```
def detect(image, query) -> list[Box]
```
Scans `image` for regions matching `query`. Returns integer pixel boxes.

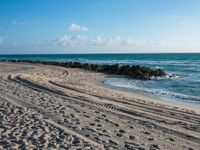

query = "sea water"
[0,53,199,107]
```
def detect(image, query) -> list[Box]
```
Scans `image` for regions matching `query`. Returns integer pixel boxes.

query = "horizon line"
[0,52,200,55]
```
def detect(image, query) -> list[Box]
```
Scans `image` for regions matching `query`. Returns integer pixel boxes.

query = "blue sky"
[0,0,200,54]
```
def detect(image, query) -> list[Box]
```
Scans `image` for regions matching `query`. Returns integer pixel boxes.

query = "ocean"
[0,53,199,107]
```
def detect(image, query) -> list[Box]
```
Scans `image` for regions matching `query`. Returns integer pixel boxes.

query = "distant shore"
[0,62,200,149]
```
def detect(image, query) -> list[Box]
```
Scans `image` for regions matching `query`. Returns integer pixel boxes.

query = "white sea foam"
[104,78,200,103]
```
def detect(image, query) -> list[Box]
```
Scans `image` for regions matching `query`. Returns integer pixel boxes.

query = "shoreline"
[102,82,200,111]
[0,62,200,149]
[64,64,200,114]
[1,60,199,111]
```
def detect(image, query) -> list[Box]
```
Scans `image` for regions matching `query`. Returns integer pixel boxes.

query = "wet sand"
[0,62,200,150]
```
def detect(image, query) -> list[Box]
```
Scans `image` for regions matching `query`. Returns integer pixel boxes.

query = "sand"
[0,62,200,150]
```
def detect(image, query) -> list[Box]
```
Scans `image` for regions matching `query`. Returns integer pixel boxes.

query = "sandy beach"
[0,62,200,150]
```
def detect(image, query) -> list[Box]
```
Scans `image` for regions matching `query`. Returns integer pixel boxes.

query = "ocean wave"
[165,74,181,79]
[104,78,200,103]
[150,74,181,81]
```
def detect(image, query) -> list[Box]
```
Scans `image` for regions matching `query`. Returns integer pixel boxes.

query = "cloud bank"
[43,34,200,52]
[55,34,167,47]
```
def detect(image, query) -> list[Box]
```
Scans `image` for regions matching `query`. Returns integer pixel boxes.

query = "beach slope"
[0,62,200,150]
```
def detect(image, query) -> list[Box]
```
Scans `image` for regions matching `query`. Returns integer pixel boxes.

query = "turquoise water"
[0,53,200,107]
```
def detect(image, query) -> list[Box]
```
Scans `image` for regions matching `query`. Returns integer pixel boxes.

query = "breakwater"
[1,60,166,80]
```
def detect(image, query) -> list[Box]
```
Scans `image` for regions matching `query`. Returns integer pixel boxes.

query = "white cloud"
[0,36,5,45]
[57,35,88,46]
[56,35,153,47]
[91,36,106,45]
[12,20,27,26]
[68,23,89,32]
[39,34,200,52]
